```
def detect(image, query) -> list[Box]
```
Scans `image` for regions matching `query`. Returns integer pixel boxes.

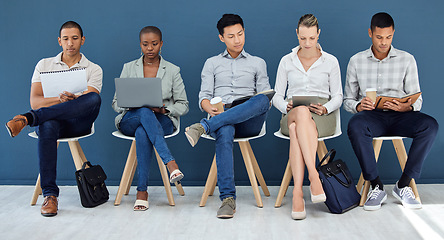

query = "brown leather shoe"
[5,115,28,137]
[41,196,58,217]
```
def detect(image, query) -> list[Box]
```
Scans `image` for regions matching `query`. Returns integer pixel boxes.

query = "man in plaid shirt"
[344,12,438,211]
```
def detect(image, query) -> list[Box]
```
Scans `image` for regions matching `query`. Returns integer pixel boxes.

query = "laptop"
[115,78,163,108]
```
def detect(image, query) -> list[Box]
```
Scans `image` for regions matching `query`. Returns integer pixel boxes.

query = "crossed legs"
[287,106,323,212]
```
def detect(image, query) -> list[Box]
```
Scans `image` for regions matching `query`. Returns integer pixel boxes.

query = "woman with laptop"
[272,14,343,220]
[112,26,189,211]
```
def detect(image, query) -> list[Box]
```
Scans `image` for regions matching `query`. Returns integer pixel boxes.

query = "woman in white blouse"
[272,14,343,220]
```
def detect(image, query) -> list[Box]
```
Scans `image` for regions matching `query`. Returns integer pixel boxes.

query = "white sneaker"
[392,182,422,209]
[364,185,387,211]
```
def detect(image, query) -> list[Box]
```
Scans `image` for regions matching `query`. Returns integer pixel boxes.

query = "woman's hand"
[309,103,327,116]
[150,105,169,114]
[286,101,293,113]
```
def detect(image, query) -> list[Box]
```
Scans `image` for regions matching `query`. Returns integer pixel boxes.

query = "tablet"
[291,95,321,107]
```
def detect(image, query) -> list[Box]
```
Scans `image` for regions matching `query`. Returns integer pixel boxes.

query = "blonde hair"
[297,14,319,30]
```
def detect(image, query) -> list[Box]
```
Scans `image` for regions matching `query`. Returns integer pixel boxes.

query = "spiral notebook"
[40,68,87,98]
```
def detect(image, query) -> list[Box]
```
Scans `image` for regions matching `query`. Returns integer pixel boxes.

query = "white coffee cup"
[210,97,224,112]
[366,88,377,103]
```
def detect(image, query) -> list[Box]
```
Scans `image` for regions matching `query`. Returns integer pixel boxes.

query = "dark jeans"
[200,94,270,200]
[347,110,438,181]
[119,108,174,192]
[33,92,101,197]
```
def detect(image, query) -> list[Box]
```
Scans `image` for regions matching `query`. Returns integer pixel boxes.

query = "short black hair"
[59,21,83,37]
[139,26,162,41]
[370,12,395,31]
[217,14,244,35]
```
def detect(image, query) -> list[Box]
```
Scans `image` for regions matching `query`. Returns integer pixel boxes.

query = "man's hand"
[357,96,375,112]
[207,107,223,117]
[59,91,77,103]
[383,98,413,112]
[309,103,328,116]
[201,99,223,117]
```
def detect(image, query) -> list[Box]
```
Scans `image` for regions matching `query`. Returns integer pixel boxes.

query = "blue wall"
[1,0,443,186]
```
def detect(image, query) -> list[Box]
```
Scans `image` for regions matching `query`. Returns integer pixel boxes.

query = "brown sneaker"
[5,115,28,137]
[41,196,58,217]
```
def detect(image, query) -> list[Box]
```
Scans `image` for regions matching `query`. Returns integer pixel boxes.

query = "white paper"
[40,68,87,98]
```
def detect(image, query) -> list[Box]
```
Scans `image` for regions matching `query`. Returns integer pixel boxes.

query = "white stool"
[199,123,270,208]
[356,136,421,206]
[273,110,342,207]
[29,124,95,205]
[113,120,184,206]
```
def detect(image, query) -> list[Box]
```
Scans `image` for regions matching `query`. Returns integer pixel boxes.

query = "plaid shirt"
[343,46,422,113]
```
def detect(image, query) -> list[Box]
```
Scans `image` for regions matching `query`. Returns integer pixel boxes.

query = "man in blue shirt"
[185,14,271,218]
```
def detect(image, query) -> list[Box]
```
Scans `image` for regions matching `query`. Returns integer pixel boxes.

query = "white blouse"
[273,45,343,114]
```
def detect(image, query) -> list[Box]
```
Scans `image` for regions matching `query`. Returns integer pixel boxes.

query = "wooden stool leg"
[356,173,365,193]
[359,139,383,206]
[239,141,263,208]
[246,141,270,196]
[174,182,185,196]
[155,149,175,206]
[208,154,217,196]
[200,156,217,207]
[392,139,421,202]
[115,141,137,206]
[67,141,88,170]
[31,174,42,205]
[275,160,292,208]
[316,141,328,162]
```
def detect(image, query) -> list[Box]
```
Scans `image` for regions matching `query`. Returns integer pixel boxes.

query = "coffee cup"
[366,88,377,103]
[210,97,224,112]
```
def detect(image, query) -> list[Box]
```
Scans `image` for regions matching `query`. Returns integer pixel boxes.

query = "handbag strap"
[82,161,93,170]
[317,149,336,168]
[331,163,353,188]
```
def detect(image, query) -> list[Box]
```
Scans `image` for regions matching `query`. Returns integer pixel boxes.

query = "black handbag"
[75,161,109,208]
[317,149,361,214]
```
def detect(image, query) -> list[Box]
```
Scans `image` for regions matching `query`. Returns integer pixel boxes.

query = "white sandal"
[133,199,149,211]
[170,169,184,183]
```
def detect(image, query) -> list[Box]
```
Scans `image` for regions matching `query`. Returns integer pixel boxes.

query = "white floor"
[1,185,444,240]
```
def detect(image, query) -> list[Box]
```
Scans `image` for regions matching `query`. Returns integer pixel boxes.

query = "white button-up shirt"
[343,46,422,113]
[273,45,343,114]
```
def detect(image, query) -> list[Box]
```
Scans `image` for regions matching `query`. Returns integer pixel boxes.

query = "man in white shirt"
[344,12,438,211]
[5,21,102,217]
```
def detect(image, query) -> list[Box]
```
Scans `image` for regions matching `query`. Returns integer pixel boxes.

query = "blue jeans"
[200,94,270,200]
[33,92,101,197]
[347,110,438,181]
[119,108,174,192]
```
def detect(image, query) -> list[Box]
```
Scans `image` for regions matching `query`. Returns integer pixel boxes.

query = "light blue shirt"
[198,49,271,111]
